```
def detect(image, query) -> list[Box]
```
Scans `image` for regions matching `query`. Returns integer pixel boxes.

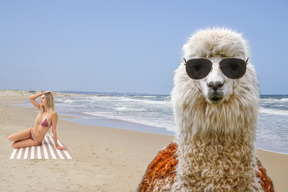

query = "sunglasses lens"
[186,59,212,79]
[220,58,246,79]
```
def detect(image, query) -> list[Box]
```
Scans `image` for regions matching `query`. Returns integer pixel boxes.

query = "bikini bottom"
[29,131,42,146]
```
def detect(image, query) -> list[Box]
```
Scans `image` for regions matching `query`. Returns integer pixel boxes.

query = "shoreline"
[17,90,288,154]
[1,90,288,191]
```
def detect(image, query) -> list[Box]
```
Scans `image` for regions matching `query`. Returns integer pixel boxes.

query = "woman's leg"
[8,128,31,142]
[11,138,39,149]
[8,128,40,148]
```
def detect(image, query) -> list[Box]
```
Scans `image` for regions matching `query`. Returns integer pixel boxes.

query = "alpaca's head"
[172,28,259,138]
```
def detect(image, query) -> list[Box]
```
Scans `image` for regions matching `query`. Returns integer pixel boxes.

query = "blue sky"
[0,0,287,95]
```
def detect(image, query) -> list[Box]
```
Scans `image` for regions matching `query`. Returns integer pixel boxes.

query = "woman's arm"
[29,91,55,110]
[29,92,42,109]
[51,112,66,150]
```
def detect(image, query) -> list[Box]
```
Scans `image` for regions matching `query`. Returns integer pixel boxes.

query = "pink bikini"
[29,118,50,145]
[29,131,42,146]
[40,118,50,128]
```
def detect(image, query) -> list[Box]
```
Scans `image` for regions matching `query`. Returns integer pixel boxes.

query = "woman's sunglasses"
[184,58,248,79]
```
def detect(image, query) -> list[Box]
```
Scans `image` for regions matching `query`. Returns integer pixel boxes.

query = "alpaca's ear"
[246,58,249,63]
[183,58,187,64]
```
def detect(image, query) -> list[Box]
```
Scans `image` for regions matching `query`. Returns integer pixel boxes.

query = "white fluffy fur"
[171,28,263,191]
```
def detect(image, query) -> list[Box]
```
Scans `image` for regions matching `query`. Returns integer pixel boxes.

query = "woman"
[8,91,66,150]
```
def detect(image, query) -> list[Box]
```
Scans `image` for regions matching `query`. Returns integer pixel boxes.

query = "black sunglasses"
[184,58,248,79]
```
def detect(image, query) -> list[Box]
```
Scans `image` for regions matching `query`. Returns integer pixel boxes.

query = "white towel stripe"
[31,146,35,159]
[37,145,41,159]
[47,134,64,159]
[42,140,49,159]
[63,149,72,159]
[57,138,72,159]
[10,149,17,159]
[45,135,57,159]
[24,147,29,159]
[17,148,23,159]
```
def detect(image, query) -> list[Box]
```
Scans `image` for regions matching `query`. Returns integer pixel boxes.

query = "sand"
[0,90,287,192]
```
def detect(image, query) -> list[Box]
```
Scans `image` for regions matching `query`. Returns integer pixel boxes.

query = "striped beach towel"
[10,133,73,160]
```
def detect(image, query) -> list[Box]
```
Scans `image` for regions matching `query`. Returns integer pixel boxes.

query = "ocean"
[22,92,288,154]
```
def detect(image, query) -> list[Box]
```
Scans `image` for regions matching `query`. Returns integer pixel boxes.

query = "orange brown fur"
[138,142,177,191]
[138,142,274,192]
[256,158,274,192]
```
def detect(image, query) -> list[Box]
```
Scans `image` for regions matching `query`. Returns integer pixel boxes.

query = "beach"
[1,90,288,192]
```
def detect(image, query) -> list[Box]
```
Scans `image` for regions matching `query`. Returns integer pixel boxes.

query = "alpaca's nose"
[207,80,224,90]
[206,63,224,91]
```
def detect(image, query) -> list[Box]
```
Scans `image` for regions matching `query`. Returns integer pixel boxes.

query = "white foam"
[261,97,288,105]
[115,107,145,112]
[63,99,74,104]
[280,98,288,102]
[83,111,176,132]
[259,107,288,116]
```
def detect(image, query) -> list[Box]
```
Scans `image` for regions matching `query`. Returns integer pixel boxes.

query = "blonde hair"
[36,92,55,123]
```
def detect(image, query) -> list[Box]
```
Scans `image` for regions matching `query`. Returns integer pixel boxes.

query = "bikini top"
[40,118,50,128]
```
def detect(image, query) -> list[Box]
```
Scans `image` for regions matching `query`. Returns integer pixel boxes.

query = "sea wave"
[83,111,176,132]
[19,92,288,153]
[115,107,146,112]
[259,107,288,116]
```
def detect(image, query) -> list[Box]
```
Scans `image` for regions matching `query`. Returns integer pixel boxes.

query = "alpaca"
[138,28,274,192]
